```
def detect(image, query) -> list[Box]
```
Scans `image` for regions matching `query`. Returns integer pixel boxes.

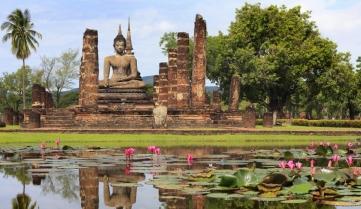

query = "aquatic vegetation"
[1,141,361,207]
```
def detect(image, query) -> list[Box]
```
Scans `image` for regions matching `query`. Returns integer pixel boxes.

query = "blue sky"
[1,0,361,85]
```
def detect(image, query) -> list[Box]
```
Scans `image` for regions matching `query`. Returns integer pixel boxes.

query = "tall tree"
[1,9,42,110]
[53,49,79,106]
[211,3,340,121]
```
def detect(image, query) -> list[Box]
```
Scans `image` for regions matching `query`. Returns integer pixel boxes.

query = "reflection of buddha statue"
[103,176,137,209]
[99,22,145,89]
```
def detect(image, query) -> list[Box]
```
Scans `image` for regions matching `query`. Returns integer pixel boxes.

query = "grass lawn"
[255,125,361,131]
[0,132,359,148]
[2,125,361,131]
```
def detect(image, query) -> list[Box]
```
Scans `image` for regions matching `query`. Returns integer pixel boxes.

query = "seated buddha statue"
[99,25,145,89]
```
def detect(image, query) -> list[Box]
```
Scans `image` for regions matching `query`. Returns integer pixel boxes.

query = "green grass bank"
[0,132,359,148]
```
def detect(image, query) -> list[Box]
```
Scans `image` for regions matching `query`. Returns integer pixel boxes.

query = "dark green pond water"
[0,146,359,209]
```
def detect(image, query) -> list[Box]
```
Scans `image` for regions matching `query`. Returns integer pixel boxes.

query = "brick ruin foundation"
[21,14,256,129]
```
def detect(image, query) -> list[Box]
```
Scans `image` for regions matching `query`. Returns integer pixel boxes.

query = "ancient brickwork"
[22,109,41,128]
[3,107,14,125]
[242,107,256,128]
[158,62,169,106]
[32,84,54,108]
[211,90,221,111]
[167,49,178,108]
[79,167,99,209]
[45,92,54,108]
[263,112,273,128]
[79,29,99,107]
[176,32,191,109]
[32,84,44,108]
[228,74,241,112]
[153,75,159,103]
[191,14,207,108]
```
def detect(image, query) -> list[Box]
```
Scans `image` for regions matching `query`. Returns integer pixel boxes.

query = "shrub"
[291,119,361,128]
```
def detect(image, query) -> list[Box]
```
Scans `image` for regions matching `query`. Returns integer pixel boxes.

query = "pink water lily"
[347,142,353,149]
[295,162,302,170]
[287,160,295,170]
[326,142,331,147]
[154,147,161,155]
[346,155,353,167]
[310,167,316,176]
[352,167,361,176]
[40,142,47,149]
[187,154,193,165]
[310,159,315,168]
[278,161,287,169]
[331,154,340,163]
[147,146,156,153]
[333,144,339,150]
[327,160,333,168]
[124,148,135,159]
[55,138,61,148]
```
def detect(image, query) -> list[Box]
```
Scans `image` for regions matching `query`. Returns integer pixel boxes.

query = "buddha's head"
[113,34,126,55]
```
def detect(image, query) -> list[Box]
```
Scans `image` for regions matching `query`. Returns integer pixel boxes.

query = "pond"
[0,144,360,209]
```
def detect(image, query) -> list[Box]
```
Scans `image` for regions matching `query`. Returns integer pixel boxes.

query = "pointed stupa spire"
[126,17,133,54]
[118,24,123,36]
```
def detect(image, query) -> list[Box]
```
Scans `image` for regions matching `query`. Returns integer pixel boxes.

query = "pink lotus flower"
[295,162,302,170]
[333,144,339,150]
[310,167,316,176]
[346,155,353,167]
[326,142,331,147]
[278,161,287,169]
[154,147,161,155]
[352,167,361,176]
[147,146,156,153]
[327,160,333,168]
[310,159,315,168]
[124,148,135,159]
[287,160,295,170]
[319,142,324,146]
[55,138,61,148]
[347,142,353,149]
[331,154,340,163]
[40,142,46,149]
[187,154,193,165]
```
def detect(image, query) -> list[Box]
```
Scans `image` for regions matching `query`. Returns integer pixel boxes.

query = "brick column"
[211,90,221,111]
[191,14,207,108]
[45,92,54,108]
[228,74,240,112]
[153,75,159,103]
[32,84,43,108]
[176,32,191,109]
[167,49,178,108]
[79,167,99,209]
[158,62,169,106]
[79,29,99,107]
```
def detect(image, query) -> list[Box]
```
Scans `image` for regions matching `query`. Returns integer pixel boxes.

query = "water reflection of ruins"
[79,166,144,209]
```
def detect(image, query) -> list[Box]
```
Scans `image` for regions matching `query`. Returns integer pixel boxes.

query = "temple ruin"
[21,14,255,129]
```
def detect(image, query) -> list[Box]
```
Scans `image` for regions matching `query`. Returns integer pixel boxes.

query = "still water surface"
[0,147,357,209]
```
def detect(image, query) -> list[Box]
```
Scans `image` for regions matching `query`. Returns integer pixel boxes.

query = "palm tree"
[1,9,42,109]
[12,194,38,209]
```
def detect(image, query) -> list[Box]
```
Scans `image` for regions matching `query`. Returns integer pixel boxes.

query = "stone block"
[263,112,273,128]
[242,107,256,128]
